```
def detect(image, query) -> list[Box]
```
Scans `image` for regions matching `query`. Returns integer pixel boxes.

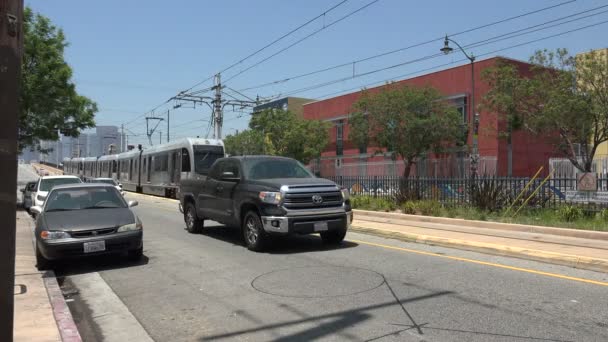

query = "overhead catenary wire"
[237,0,581,92]
[277,14,608,98]
[177,0,350,95]
[223,0,382,83]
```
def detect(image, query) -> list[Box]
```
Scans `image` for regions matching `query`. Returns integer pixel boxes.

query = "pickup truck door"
[214,160,241,223]
[198,160,224,220]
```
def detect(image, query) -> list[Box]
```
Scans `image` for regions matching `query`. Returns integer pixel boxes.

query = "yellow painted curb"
[351,225,608,273]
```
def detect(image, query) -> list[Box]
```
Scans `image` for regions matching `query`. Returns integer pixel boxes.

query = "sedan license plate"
[314,222,328,232]
[83,241,106,253]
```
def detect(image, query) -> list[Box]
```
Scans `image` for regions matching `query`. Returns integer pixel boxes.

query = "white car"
[32,175,82,208]
[87,178,124,196]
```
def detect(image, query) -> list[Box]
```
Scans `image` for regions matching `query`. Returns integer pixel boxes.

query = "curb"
[353,209,608,241]
[350,225,608,273]
[43,271,82,342]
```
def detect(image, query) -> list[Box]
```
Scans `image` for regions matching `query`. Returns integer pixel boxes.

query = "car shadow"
[52,253,150,277]
[199,224,358,254]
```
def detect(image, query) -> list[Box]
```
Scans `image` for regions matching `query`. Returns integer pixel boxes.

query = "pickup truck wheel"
[185,203,204,234]
[243,211,268,252]
[320,227,347,245]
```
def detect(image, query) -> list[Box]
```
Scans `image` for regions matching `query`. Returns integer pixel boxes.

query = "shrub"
[416,200,442,216]
[351,196,396,212]
[599,209,608,221]
[393,179,422,203]
[402,201,417,215]
[470,178,508,212]
[557,205,584,222]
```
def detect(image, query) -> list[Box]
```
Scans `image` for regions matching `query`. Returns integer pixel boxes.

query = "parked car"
[20,181,37,210]
[30,183,143,270]
[179,156,352,251]
[88,177,125,196]
[32,175,82,209]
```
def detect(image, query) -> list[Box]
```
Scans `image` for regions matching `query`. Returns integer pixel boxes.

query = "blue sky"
[27,0,608,147]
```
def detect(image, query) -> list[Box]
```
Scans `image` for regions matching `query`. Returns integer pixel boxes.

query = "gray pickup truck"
[178,156,352,251]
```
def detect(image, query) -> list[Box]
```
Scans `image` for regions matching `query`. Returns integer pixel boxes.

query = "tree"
[244,108,330,164]
[20,7,97,151]
[483,49,608,173]
[482,61,526,176]
[224,130,265,156]
[350,85,463,178]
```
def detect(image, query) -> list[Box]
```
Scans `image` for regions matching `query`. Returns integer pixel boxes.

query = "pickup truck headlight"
[341,188,350,201]
[117,220,143,232]
[37,194,46,202]
[259,191,282,205]
[40,231,70,240]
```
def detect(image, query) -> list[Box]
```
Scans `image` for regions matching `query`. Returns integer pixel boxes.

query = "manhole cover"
[252,266,385,298]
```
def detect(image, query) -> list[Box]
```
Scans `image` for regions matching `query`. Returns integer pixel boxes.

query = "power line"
[178,0,350,95]
[277,13,608,98]
[238,0,579,92]
[123,98,172,129]
[313,19,608,100]
[224,0,381,83]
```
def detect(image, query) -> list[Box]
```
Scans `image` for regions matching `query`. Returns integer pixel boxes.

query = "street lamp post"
[440,35,479,180]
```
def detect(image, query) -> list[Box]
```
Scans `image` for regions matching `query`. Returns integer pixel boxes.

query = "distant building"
[253,97,315,117]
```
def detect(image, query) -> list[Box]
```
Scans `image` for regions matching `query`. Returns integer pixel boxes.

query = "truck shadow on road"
[52,254,149,277]
[200,224,359,254]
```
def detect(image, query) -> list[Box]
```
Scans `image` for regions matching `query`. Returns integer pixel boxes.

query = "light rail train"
[63,138,224,198]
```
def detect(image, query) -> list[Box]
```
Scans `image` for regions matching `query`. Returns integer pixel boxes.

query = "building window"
[453,96,467,123]
[336,120,344,156]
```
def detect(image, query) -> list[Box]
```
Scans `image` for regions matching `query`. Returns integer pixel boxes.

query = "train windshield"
[193,145,224,175]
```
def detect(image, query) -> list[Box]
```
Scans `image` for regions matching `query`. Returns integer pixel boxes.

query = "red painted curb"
[43,271,82,342]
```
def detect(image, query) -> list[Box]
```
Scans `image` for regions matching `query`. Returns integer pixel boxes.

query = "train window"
[112,161,117,173]
[147,157,152,182]
[181,148,191,172]
[193,145,224,175]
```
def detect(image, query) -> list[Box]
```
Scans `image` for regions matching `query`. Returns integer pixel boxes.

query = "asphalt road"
[17,165,608,341]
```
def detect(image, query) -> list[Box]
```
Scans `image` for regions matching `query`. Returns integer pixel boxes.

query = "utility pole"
[145,117,163,145]
[212,73,222,139]
[166,110,170,142]
[159,131,162,144]
[121,124,124,152]
[0,1,23,341]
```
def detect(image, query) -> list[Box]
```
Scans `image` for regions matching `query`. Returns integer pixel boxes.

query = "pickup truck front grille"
[283,191,343,209]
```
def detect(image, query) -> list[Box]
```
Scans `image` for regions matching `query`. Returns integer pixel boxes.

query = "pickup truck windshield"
[245,159,313,180]
[194,145,224,175]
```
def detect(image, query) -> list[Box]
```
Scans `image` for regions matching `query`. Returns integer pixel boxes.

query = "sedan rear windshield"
[244,159,313,180]
[92,179,117,185]
[45,187,126,211]
[39,178,81,192]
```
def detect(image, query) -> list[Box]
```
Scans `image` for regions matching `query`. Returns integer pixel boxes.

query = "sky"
[27,0,608,147]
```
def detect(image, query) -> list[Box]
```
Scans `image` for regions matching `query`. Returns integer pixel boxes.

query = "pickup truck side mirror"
[221,171,240,182]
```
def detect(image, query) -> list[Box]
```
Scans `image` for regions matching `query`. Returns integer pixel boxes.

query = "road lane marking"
[350,239,608,287]
[125,192,608,287]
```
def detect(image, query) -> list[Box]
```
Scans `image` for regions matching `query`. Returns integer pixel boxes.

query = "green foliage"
[224,130,265,156]
[483,49,608,172]
[415,200,442,216]
[469,178,508,212]
[401,201,417,215]
[20,7,97,151]
[350,85,463,177]
[351,196,397,212]
[241,109,330,164]
[600,209,608,221]
[556,205,584,222]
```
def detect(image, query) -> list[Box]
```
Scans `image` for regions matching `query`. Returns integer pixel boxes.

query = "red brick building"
[302,57,560,178]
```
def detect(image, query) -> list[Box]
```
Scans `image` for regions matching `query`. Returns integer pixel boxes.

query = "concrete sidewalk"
[13,211,80,342]
[352,209,608,273]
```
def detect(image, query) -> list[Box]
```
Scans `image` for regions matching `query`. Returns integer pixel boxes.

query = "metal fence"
[311,155,498,178]
[326,175,608,209]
